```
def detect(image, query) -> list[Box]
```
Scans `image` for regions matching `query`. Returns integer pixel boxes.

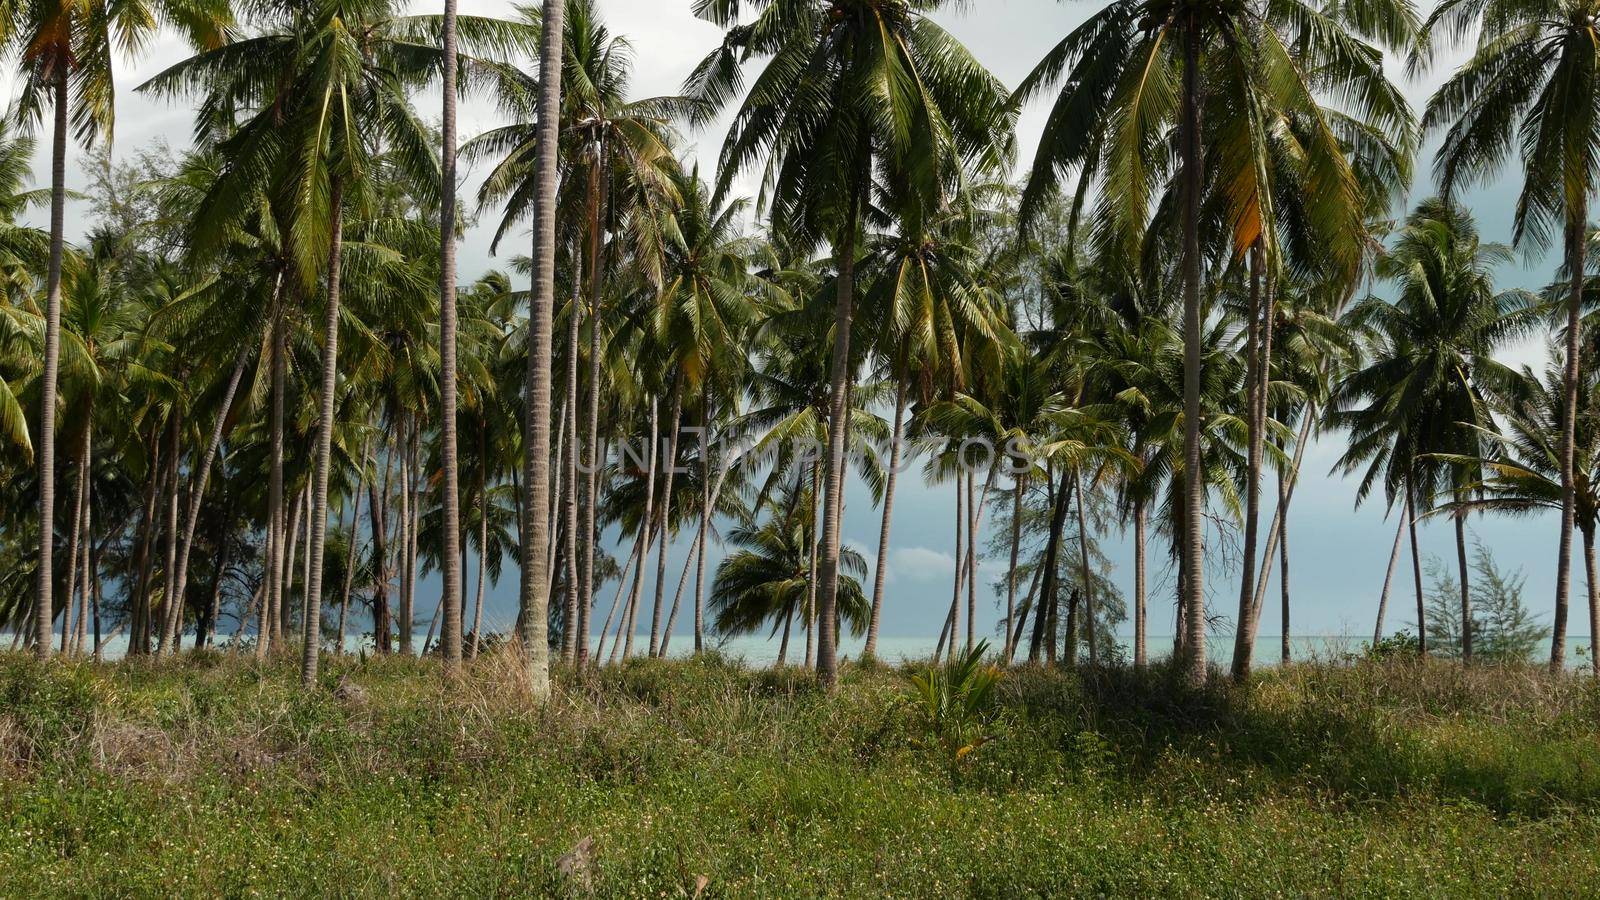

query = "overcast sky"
[5,1,1578,654]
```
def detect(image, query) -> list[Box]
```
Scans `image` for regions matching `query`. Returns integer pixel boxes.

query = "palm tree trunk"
[1277,467,1290,664]
[558,265,583,664]
[1408,478,1427,657]
[804,458,823,669]
[89,542,103,662]
[1373,507,1408,645]
[304,176,348,679]
[1178,18,1208,685]
[280,488,304,649]
[300,176,348,685]
[73,472,93,656]
[649,382,684,657]
[1454,504,1472,664]
[60,425,89,656]
[1555,210,1586,673]
[865,380,907,658]
[1232,244,1266,681]
[397,419,414,654]
[1074,467,1098,667]
[965,470,978,654]
[1583,523,1598,677]
[517,0,566,698]
[1003,475,1023,663]
[203,488,235,649]
[436,0,466,675]
[157,411,184,654]
[619,398,660,662]
[777,608,792,666]
[595,536,640,663]
[548,398,568,581]
[261,313,288,660]
[174,283,275,655]
[694,385,712,653]
[815,163,865,688]
[370,443,393,653]
[1133,493,1148,668]
[471,474,489,659]
[1251,406,1317,617]
[936,476,963,662]
[579,163,607,668]
[128,429,162,655]
[1031,469,1072,664]
[33,63,68,661]
[1007,557,1044,666]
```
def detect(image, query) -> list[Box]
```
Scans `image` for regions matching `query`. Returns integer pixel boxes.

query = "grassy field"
[1,651,1598,897]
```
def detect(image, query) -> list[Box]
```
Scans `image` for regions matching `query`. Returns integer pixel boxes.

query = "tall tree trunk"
[128,429,161,656]
[157,412,183,654]
[694,385,711,653]
[1554,210,1586,673]
[261,313,288,660]
[437,0,465,672]
[1408,478,1427,656]
[1454,504,1472,664]
[594,536,639,663]
[60,424,89,656]
[1003,475,1023,663]
[1277,467,1291,664]
[280,489,305,648]
[1583,523,1598,677]
[1232,244,1266,681]
[1178,19,1208,685]
[649,382,684,657]
[1251,406,1317,618]
[560,269,583,664]
[471,472,489,659]
[804,459,822,669]
[90,541,103,662]
[370,444,393,654]
[579,161,607,668]
[517,0,566,697]
[300,180,346,685]
[1373,507,1408,644]
[936,476,963,662]
[1006,556,1044,665]
[1030,469,1072,664]
[965,470,977,654]
[619,399,659,662]
[1133,493,1148,668]
[1074,467,1098,667]
[865,380,907,658]
[815,167,864,688]
[204,487,236,650]
[337,445,368,655]
[397,419,415,654]
[33,64,68,660]
[73,466,93,656]
[777,608,792,666]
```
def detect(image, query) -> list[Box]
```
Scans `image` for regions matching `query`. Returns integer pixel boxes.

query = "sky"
[4,0,1580,649]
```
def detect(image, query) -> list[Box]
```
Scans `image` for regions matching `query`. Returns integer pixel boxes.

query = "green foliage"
[1,654,1600,895]
[1366,629,1422,659]
[1422,542,1552,662]
[906,640,1006,774]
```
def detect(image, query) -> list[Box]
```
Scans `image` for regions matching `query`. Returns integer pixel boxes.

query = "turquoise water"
[18,632,1595,669]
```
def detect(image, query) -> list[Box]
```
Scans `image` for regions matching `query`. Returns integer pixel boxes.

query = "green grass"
[1,651,1598,897]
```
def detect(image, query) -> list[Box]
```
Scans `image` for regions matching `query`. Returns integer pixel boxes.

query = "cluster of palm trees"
[0,0,1596,690]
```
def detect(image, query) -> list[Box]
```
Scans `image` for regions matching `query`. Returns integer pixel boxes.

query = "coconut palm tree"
[1418,0,1600,671]
[1436,353,1600,676]
[3,0,231,658]
[1016,0,1415,683]
[1331,198,1538,662]
[688,0,1013,686]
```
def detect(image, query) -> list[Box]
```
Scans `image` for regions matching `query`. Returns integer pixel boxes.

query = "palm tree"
[1437,354,1600,676]
[688,0,1013,686]
[1419,0,1600,671]
[1331,198,1537,663]
[3,0,231,658]
[142,0,469,680]
[709,481,869,662]
[1016,0,1414,684]
[519,0,565,696]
